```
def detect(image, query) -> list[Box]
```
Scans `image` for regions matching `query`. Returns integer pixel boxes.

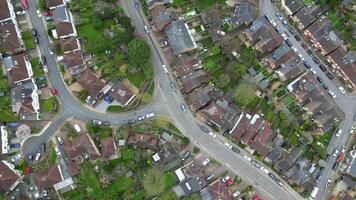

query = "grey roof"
[294,4,325,29]
[266,135,284,163]
[53,5,69,22]
[161,132,173,142]
[283,0,305,15]
[200,187,213,200]
[342,176,356,187]
[230,0,257,27]
[348,157,356,178]
[165,20,197,55]
[285,156,311,186]
[269,43,291,61]
[146,0,172,8]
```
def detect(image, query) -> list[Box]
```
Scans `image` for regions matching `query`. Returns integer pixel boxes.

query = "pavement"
[21,1,356,200]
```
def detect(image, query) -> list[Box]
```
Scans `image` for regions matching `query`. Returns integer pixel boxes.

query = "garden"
[21,30,35,49]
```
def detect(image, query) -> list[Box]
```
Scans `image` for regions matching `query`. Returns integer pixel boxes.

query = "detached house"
[165,20,198,55]
[229,0,257,30]
[100,137,119,160]
[127,132,159,151]
[75,68,106,105]
[0,160,21,192]
[281,0,305,16]
[3,54,33,85]
[62,134,101,161]
[107,81,136,107]
[52,5,76,39]
[59,37,81,54]
[34,165,64,190]
[151,5,172,32]
[285,156,311,187]
[63,51,84,71]
[204,179,232,200]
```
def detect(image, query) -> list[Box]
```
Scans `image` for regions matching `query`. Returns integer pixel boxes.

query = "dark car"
[231,147,240,154]
[312,56,320,64]
[170,82,177,92]
[285,39,292,47]
[322,83,329,90]
[36,76,46,82]
[200,126,209,133]
[41,56,47,64]
[303,61,311,68]
[301,43,308,49]
[306,49,313,56]
[182,151,191,161]
[38,83,47,89]
[332,162,339,170]
[268,173,277,181]
[31,28,38,37]
[28,154,34,161]
[34,37,39,44]
[287,26,295,34]
[207,121,215,128]
[316,76,323,83]
[326,72,334,80]
[294,34,301,41]
[40,143,46,152]
[222,129,230,136]
[128,119,136,124]
[104,95,113,103]
[319,64,327,72]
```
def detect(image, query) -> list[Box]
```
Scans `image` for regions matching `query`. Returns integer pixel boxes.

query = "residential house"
[173,179,202,197]
[151,5,172,32]
[63,51,83,70]
[0,22,23,54]
[314,106,341,132]
[179,70,209,94]
[229,0,257,30]
[183,161,207,189]
[34,165,64,190]
[107,81,136,107]
[0,160,21,192]
[281,0,305,15]
[285,156,311,187]
[275,57,305,81]
[304,18,343,56]
[0,0,15,23]
[187,85,213,111]
[200,8,222,42]
[45,0,64,9]
[326,47,356,90]
[265,134,285,164]
[172,55,202,77]
[10,80,40,120]
[100,137,119,160]
[75,68,106,105]
[288,72,318,102]
[165,20,198,55]
[274,147,301,175]
[264,43,298,69]
[146,0,172,10]
[54,21,76,39]
[206,179,232,200]
[59,37,81,54]
[293,4,325,30]
[127,132,158,151]
[62,134,101,161]
[200,99,241,131]
[3,54,32,85]
[0,126,9,156]
[250,122,277,157]
[240,115,263,145]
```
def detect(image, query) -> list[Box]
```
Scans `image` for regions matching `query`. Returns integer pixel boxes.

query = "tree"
[93,18,104,29]
[127,39,151,68]
[38,0,48,11]
[234,82,257,106]
[233,63,247,76]
[203,58,216,71]
[143,64,153,80]
[143,168,165,196]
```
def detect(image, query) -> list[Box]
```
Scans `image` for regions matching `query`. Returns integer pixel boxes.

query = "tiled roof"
[0,161,20,191]
[283,0,305,15]
[0,0,11,21]
[127,132,158,150]
[108,81,135,106]
[55,21,74,38]
[75,68,105,99]
[60,37,80,53]
[207,180,232,200]
[151,5,172,32]
[0,22,21,53]
[100,137,117,158]
[165,20,197,55]
[63,51,83,68]
[34,165,63,190]
[45,0,64,8]
[4,54,30,84]
[72,134,100,160]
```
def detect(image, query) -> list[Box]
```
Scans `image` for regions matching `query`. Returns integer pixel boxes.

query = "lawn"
[30,58,43,77]
[0,70,7,91]
[128,72,145,88]
[49,146,57,165]
[281,94,294,106]
[164,172,176,189]
[22,30,35,49]
[41,97,58,113]
[0,96,18,122]
[76,162,102,198]
[201,37,213,47]
[86,123,113,139]
[106,105,124,112]
[77,23,102,42]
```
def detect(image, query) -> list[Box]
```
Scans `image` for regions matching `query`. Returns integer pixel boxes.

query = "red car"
[301,43,308,49]
[24,167,31,175]
[225,178,233,186]
[50,88,58,95]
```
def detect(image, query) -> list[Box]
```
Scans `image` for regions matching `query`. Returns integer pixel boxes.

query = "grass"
[281,94,294,105]
[77,23,102,42]
[201,37,213,47]
[40,97,58,113]
[22,30,35,49]
[30,58,43,77]
[164,172,176,189]
[128,72,145,88]
[106,105,124,112]
[49,146,57,165]
[86,123,113,139]
[0,70,7,91]
[0,96,18,122]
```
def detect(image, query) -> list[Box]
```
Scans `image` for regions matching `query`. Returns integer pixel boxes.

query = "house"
[0,0,15,23]
[183,161,207,189]
[250,122,277,157]
[3,54,32,84]
[100,137,119,160]
[275,57,305,81]
[54,21,76,39]
[304,18,343,56]
[281,0,305,15]
[265,134,284,164]
[0,126,9,156]
[200,8,222,42]
[293,4,326,30]
[146,0,172,10]
[10,80,40,120]
[200,100,241,131]
[63,51,83,70]
[314,106,341,132]
[206,179,232,200]
[264,43,298,69]
[285,156,311,186]
[179,70,209,94]
[45,0,64,9]
[172,55,202,77]
[0,160,21,192]
[229,0,257,30]
[0,22,23,54]
[107,81,136,107]
[188,85,213,110]
[75,69,106,104]
[274,147,301,175]
[288,72,318,102]
[127,132,158,151]
[165,20,198,55]
[59,37,81,54]
[150,6,172,32]
[241,114,263,145]
[62,134,101,161]
[173,179,202,197]
[326,47,356,90]
[34,165,64,190]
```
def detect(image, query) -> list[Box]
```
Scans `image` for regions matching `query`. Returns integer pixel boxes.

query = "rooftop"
[165,20,197,55]
[0,22,22,53]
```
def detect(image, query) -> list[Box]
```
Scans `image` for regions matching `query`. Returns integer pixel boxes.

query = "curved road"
[21,1,355,200]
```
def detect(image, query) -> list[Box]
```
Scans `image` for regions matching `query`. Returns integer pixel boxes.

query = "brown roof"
[66,162,79,177]
[109,81,135,106]
[241,116,263,145]
[327,47,356,87]
[274,147,301,174]
[0,161,20,191]
[63,51,83,68]
[6,54,30,84]
[188,85,212,110]
[34,165,63,190]
[180,70,209,93]
[72,134,100,160]
[0,22,21,53]
[207,180,232,200]
[283,0,304,15]
[127,132,158,150]
[230,113,251,139]
[55,21,74,38]
[100,137,117,158]
[60,37,80,53]
[0,0,11,21]
[75,69,105,98]
[173,56,202,77]
[250,122,276,157]
[45,0,64,8]
[151,5,172,32]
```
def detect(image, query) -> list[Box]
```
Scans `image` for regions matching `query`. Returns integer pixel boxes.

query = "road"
[260,1,356,199]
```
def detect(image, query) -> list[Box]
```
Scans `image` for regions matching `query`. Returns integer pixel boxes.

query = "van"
[74,124,81,133]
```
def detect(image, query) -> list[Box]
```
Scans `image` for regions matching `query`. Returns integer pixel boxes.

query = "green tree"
[128,39,151,68]
[93,18,104,29]
[210,45,221,55]
[233,63,247,76]
[38,0,48,11]
[143,168,165,196]
[234,82,257,106]
[203,58,216,71]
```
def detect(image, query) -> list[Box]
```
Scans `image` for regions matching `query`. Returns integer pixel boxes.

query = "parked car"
[40,143,46,152]
[336,130,342,137]
[322,83,329,90]
[138,116,146,121]
[310,68,317,75]
[332,148,339,157]
[231,147,240,154]
[287,26,295,34]
[35,152,41,161]
[294,34,301,41]
[11,154,22,163]
[319,64,327,72]
[159,41,168,47]
[128,119,136,124]
[233,191,241,198]
[42,65,48,73]
[28,154,34,162]
[146,112,155,119]
[285,39,292,47]
[144,25,150,34]
[10,143,20,148]
[206,174,215,181]
[312,56,320,64]
[328,90,336,98]
[338,87,346,94]
[170,82,177,92]
[162,64,168,73]
[182,151,191,161]
[31,28,38,37]
[316,76,323,83]
[202,158,211,166]
[282,20,288,26]
[50,87,58,95]
[48,47,53,54]
[303,61,311,68]
[301,43,308,49]
[200,126,209,133]
[250,160,261,169]
[268,173,277,181]
[341,145,346,153]
[33,37,39,44]
[326,179,332,187]
[326,72,334,80]
[180,104,187,113]
[57,136,64,145]
[332,162,339,170]
[209,132,216,138]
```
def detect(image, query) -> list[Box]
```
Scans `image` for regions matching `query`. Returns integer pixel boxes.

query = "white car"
[57,136,64,145]
[222,175,230,183]
[291,46,298,53]
[298,54,304,61]
[270,20,277,27]
[328,90,336,98]
[35,152,41,161]
[138,116,146,121]
[144,25,150,34]
[209,132,216,138]
[42,65,48,73]
[217,30,226,36]
[146,112,155,118]
[261,166,269,174]
[224,142,232,149]
[36,10,41,17]
[338,87,346,94]
[281,33,288,40]
[243,155,251,161]
[48,48,53,55]
[233,191,241,197]
[341,145,346,153]
[332,148,339,157]
[310,68,317,75]
[202,158,210,166]
[159,41,168,47]
[326,179,332,187]
[336,130,342,137]
[55,146,62,157]
[162,64,168,73]
[349,125,355,134]
[11,154,22,163]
